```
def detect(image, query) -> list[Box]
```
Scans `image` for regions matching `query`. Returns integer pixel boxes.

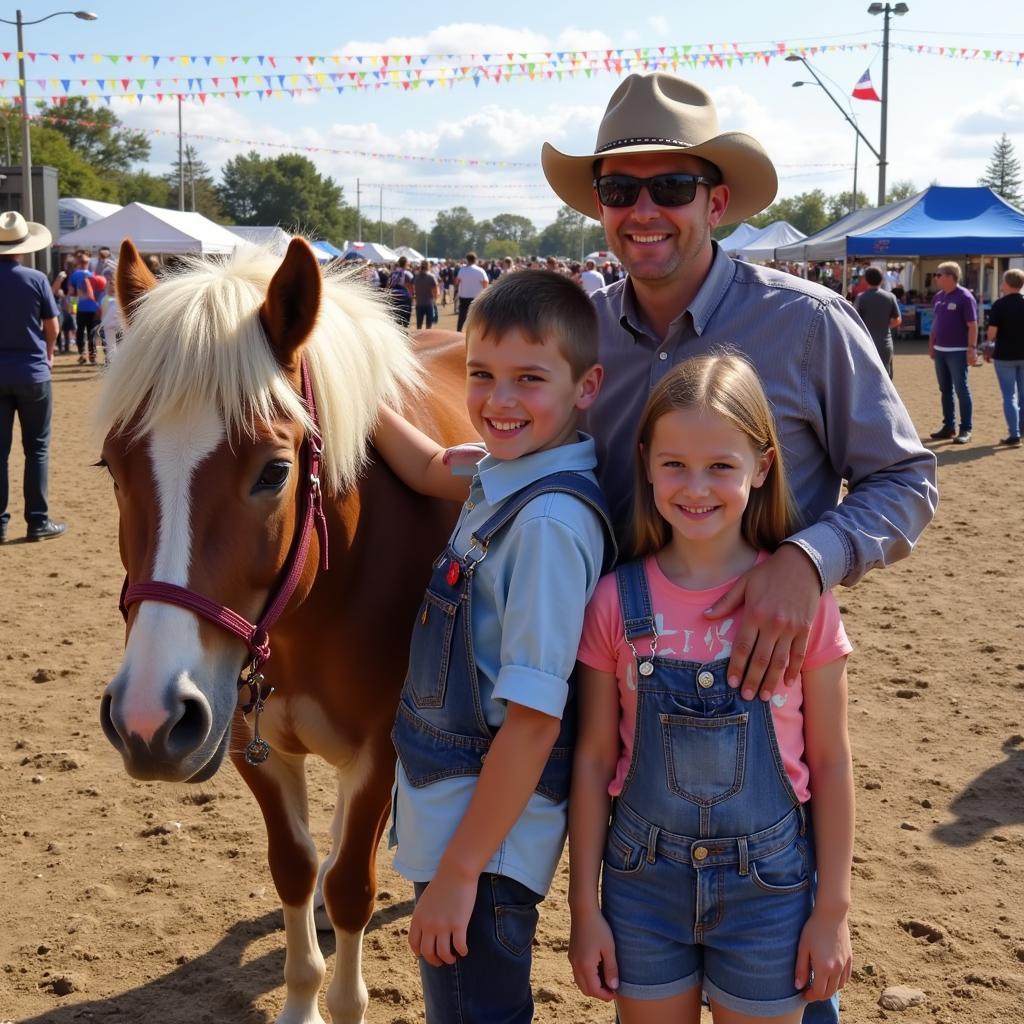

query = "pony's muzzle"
[100,673,217,782]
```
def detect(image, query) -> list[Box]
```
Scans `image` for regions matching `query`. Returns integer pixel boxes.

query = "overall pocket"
[405,589,459,709]
[749,836,811,894]
[602,821,648,877]
[660,711,748,806]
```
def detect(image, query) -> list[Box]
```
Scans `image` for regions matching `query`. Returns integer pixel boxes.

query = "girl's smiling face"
[644,405,774,548]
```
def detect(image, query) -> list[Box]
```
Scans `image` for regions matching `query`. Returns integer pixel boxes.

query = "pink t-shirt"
[577,553,852,803]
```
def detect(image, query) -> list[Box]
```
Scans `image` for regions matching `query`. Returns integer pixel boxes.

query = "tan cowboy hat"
[0,210,52,255]
[542,73,778,225]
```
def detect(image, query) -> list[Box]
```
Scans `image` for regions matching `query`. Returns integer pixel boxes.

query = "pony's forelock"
[93,246,421,493]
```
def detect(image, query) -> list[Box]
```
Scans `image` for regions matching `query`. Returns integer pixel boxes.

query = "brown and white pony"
[97,238,471,1023]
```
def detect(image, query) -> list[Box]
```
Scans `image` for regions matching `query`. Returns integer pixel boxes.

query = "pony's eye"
[254,461,291,491]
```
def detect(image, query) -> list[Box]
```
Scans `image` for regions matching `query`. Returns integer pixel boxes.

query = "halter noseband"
[118,357,330,763]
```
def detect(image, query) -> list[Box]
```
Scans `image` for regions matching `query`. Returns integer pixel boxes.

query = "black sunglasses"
[593,172,719,208]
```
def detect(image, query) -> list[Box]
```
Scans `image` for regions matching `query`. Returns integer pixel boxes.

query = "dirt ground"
[2,305,1023,1024]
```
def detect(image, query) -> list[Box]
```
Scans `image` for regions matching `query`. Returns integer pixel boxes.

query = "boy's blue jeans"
[413,873,542,1024]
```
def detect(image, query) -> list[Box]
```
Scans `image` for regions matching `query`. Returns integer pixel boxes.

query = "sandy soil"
[2,309,1024,1023]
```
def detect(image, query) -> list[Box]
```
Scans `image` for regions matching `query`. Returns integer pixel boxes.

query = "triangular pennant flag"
[852,67,880,101]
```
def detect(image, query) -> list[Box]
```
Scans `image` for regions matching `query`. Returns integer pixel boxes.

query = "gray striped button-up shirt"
[584,243,938,590]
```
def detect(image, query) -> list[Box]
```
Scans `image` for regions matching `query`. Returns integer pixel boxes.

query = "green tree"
[826,190,872,220]
[885,179,917,203]
[429,206,477,258]
[113,169,173,207]
[217,151,348,239]
[534,205,605,259]
[978,134,1022,206]
[164,145,224,221]
[490,213,536,250]
[1,106,114,199]
[391,217,423,249]
[483,238,520,260]
[749,189,830,235]
[35,97,149,174]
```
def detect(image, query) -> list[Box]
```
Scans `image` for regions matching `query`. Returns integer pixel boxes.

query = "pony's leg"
[313,788,346,932]
[236,748,326,1024]
[322,742,394,1024]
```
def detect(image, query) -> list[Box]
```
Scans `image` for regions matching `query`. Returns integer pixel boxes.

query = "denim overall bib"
[602,558,815,1014]
[393,471,615,804]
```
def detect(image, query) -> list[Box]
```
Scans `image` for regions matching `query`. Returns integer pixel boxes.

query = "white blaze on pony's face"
[117,409,226,743]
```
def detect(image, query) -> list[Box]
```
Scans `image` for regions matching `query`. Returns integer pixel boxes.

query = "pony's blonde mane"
[94,246,422,494]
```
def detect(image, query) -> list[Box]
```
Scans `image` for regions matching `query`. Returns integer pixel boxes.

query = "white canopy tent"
[394,245,425,263]
[717,222,761,254]
[341,241,397,263]
[58,203,241,256]
[58,197,122,235]
[735,221,806,262]
[227,225,293,255]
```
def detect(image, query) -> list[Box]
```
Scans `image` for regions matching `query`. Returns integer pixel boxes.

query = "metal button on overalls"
[693,846,709,861]
[697,669,715,689]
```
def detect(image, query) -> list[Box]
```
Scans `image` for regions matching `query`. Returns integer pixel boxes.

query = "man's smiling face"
[595,152,729,288]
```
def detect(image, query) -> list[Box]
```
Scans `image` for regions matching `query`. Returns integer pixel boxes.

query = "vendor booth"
[58,202,241,256]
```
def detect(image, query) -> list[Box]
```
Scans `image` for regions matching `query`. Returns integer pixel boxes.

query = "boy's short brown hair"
[464,269,598,380]
[1003,268,1024,290]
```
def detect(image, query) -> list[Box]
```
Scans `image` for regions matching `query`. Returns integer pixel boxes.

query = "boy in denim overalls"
[374,269,616,1023]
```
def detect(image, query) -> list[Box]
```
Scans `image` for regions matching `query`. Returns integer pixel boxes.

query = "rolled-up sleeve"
[787,298,938,590]
[491,512,603,719]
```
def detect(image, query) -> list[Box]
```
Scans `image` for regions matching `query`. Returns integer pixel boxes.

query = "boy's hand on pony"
[705,543,821,700]
[569,910,619,1001]
[442,443,489,472]
[407,868,478,967]
[794,908,853,1002]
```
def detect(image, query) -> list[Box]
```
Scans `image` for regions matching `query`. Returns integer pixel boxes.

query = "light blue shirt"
[391,434,606,896]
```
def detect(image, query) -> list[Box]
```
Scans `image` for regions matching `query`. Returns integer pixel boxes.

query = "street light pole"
[868,3,909,205]
[0,10,98,267]
[788,55,881,212]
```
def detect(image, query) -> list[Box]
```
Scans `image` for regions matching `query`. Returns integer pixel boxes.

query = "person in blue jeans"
[0,211,67,544]
[928,261,979,445]
[571,355,854,1023]
[984,268,1024,446]
[373,269,615,1023]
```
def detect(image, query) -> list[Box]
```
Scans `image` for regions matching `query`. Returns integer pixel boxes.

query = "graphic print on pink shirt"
[577,553,852,802]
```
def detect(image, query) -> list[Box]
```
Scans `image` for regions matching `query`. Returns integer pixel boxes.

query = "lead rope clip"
[243,671,275,766]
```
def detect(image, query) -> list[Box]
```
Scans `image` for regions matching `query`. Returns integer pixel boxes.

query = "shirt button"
[697,670,715,689]
[693,846,709,861]
[658,351,668,361]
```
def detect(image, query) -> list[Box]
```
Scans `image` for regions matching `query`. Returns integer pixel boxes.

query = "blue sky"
[3,1,1023,235]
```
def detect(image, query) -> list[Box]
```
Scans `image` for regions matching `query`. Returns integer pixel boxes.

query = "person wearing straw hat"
[543,75,936,1020]
[0,211,67,543]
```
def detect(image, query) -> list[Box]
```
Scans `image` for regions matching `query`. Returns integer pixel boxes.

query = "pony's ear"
[260,238,322,370]
[116,239,157,325]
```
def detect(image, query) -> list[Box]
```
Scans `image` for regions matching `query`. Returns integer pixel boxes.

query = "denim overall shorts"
[393,471,615,805]
[602,558,815,1016]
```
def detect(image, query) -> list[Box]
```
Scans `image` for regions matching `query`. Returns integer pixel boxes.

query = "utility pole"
[869,2,909,206]
[379,186,383,245]
[355,177,362,242]
[177,97,184,211]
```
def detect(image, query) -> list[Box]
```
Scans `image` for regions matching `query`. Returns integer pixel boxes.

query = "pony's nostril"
[165,697,212,758]
[99,692,126,752]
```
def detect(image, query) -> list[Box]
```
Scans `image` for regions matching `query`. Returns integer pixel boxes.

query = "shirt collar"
[616,241,737,342]
[474,433,597,505]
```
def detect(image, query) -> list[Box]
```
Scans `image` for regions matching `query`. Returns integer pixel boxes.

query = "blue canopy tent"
[845,186,1024,257]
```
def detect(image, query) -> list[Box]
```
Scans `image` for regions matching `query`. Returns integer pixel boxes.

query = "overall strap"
[615,558,657,642]
[469,472,618,572]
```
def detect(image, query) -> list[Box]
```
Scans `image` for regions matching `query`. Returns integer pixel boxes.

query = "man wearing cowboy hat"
[0,211,67,543]
[545,75,935,1013]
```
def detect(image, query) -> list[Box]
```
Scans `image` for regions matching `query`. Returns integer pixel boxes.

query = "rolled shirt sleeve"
[785,296,938,591]
[491,511,604,719]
